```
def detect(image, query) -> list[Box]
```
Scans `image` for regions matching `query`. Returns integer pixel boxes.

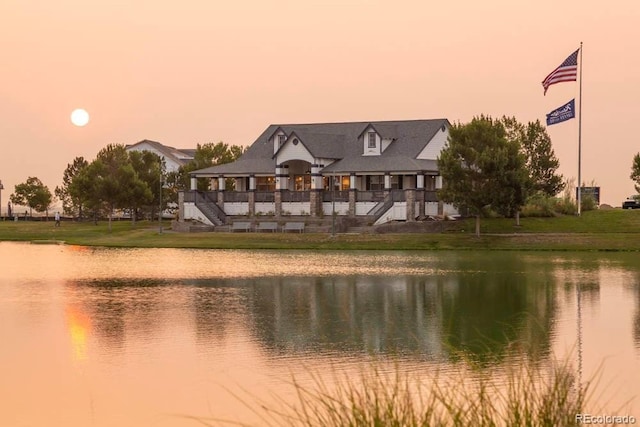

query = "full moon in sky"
[70,108,90,127]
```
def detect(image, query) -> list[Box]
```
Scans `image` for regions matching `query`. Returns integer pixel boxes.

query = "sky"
[1,0,639,207]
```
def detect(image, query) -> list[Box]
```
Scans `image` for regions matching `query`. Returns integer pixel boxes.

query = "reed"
[193,353,599,427]
[266,359,589,427]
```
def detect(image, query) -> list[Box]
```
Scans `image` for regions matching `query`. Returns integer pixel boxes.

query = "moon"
[70,108,90,127]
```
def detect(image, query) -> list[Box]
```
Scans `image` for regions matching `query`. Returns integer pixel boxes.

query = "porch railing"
[184,189,439,211]
[223,191,249,202]
[281,190,310,202]
[322,190,349,202]
[424,190,438,202]
[356,191,386,202]
[255,191,275,202]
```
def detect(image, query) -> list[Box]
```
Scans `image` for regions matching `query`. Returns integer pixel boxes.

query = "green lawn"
[1,209,639,251]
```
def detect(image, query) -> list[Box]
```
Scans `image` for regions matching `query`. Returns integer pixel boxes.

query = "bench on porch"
[256,222,278,232]
[231,221,252,232]
[282,222,305,233]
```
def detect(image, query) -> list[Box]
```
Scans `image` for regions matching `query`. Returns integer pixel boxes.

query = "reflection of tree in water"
[243,252,559,362]
[632,272,640,349]
[188,281,248,346]
[437,252,558,362]
[66,279,190,356]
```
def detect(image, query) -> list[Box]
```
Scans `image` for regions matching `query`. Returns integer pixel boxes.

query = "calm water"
[1,242,639,426]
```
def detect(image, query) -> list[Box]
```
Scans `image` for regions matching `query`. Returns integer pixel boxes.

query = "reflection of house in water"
[67,258,560,363]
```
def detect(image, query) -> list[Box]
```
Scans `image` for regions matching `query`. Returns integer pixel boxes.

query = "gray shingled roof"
[192,119,448,176]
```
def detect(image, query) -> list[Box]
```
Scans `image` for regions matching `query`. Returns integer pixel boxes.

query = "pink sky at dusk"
[1,0,639,207]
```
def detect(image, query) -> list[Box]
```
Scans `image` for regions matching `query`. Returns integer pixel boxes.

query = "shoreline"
[2,226,640,253]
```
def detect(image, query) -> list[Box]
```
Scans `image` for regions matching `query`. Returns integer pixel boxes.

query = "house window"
[278,134,287,147]
[294,175,311,191]
[341,176,350,190]
[322,176,348,191]
[391,175,403,190]
[366,175,384,191]
[368,132,376,148]
[256,177,276,191]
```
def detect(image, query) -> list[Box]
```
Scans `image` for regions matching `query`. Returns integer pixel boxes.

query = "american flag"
[541,49,579,95]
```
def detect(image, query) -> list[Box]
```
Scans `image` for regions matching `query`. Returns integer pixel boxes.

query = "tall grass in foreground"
[194,354,599,427]
[268,361,586,427]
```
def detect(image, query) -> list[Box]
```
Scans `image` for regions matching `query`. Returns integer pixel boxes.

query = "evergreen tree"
[438,116,528,236]
[55,157,89,219]
[630,153,640,196]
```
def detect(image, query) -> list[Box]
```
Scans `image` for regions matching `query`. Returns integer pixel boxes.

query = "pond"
[0,242,638,426]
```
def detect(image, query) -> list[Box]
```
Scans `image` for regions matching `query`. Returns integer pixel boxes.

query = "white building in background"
[125,140,196,172]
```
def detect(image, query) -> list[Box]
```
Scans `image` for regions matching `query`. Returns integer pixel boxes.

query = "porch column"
[248,191,255,217]
[309,190,321,217]
[247,175,256,217]
[435,175,444,216]
[275,190,282,216]
[217,176,225,206]
[190,177,197,191]
[276,164,289,190]
[405,189,416,222]
[384,173,391,190]
[310,164,323,218]
[348,173,356,217]
[310,164,323,190]
[417,173,425,218]
[178,191,185,222]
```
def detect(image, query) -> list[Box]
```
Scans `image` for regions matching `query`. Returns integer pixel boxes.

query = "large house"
[180,119,457,226]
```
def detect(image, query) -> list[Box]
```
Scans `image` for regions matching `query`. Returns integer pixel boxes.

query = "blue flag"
[546,99,575,126]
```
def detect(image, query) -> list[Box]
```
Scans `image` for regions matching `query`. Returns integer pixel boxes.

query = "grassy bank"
[0,209,639,251]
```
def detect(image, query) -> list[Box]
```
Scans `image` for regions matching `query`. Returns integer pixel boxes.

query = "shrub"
[521,194,556,217]
[581,194,597,212]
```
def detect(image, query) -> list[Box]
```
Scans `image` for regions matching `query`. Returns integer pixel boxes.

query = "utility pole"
[158,160,163,234]
[0,180,3,220]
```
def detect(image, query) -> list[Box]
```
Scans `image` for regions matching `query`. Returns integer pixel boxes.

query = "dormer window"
[278,134,287,147]
[368,132,376,148]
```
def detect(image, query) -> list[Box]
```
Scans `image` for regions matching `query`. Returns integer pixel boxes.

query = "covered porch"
[181,170,449,226]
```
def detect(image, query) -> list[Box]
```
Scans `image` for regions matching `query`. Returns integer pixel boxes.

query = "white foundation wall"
[223,203,249,216]
[374,203,406,225]
[183,203,215,226]
[355,202,377,215]
[281,202,311,215]
[255,202,276,215]
[321,202,349,216]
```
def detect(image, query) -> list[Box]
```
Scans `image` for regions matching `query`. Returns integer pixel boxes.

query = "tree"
[500,117,564,197]
[631,153,640,196]
[176,142,246,192]
[88,144,152,232]
[438,116,528,237]
[10,177,53,218]
[55,157,89,219]
[521,120,565,196]
[128,150,162,221]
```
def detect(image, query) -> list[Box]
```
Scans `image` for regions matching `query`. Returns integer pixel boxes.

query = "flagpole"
[577,42,583,216]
